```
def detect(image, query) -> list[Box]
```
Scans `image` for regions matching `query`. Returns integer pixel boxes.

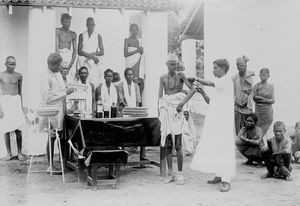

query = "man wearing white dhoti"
[177,59,235,192]
[182,110,196,156]
[158,53,192,185]
[95,68,118,109]
[124,23,144,93]
[77,17,104,87]
[40,53,75,173]
[67,66,95,115]
[56,14,77,75]
[0,56,26,161]
[117,68,141,109]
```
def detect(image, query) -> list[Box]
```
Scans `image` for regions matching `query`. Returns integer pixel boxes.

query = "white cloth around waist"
[0,95,25,133]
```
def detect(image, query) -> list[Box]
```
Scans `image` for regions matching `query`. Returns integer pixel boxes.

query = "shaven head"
[61,13,71,30]
[273,121,286,141]
[5,56,16,72]
[274,121,285,130]
[6,56,16,62]
[61,13,71,23]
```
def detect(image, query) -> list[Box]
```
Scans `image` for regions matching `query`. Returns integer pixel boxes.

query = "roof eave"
[0,2,178,12]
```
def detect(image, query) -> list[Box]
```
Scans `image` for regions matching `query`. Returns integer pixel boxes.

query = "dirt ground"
[1,114,300,206]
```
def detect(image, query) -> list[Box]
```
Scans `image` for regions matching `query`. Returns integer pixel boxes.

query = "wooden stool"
[85,150,128,190]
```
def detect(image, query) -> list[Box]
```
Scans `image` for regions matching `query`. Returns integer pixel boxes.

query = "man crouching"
[261,121,292,181]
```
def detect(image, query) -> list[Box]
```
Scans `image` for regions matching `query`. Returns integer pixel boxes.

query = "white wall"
[204,0,300,126]
[0,6,29,106]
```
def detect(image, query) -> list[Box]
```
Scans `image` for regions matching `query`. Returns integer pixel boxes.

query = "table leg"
[160,146,166,177]
[78,158,86,183]
[91,165,97,190]
[140,147,146,160]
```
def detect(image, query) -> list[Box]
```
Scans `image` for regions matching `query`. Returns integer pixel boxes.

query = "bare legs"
[4,129,25,160]
[164,134,184,184]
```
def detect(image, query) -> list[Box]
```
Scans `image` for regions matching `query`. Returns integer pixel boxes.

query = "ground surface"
[1,114,299,206]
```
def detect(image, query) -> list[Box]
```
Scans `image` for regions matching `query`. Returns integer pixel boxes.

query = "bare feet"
[17,154,27,161]
[285,176,293,181]
[220,182,230,192]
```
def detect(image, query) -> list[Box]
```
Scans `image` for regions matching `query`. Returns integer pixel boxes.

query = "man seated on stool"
[95,68,119,179]
[40,52,75,174]
[68,66,95,116]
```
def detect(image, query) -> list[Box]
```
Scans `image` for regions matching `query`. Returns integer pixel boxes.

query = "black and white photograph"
[0,0,299,205]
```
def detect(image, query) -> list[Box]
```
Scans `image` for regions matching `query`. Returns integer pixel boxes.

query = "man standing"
[124,23,144,94]
[232,56,255,136]
[40,53,75,173]
[77,17,104,87]
[95,69,118,108]
[0,56,26,161]
[158,53,191,185]
[68,66,95,115]
[56,14,77,75]
[117,68,141,110]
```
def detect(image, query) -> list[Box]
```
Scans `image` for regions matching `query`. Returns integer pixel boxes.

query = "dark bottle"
[103,104,109,118]
[111,103,117,118]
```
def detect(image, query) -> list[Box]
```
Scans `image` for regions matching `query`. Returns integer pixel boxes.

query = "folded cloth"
[0,95,25,133]
[159,92,186,147]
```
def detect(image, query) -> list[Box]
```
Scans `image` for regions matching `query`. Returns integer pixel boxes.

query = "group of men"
[0,13,297,192]
[56,13,144,91]
[158,54,297,192]
[0,13,145,164]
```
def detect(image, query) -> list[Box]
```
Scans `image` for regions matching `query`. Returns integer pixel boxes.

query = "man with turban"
[232,56,255,135]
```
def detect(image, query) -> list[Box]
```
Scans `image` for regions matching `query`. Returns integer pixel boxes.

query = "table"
[64,114,163,181]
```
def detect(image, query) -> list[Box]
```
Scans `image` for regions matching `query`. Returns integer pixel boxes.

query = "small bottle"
[111,102,117,118]
[103,104,110,118]
[96,100,103,118]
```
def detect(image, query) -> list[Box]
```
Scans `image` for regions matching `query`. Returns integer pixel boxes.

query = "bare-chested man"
[56,13,77,72]
[158,53,191,185]
[77,17,104,87]
[0,56,26,161]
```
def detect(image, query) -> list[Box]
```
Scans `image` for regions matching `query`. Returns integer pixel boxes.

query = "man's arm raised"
[180,72,192,89]
[196,77,215,87]
[176,88,197,112]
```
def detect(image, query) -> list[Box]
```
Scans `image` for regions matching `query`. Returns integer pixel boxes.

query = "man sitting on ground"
[236,113,264,167]
[261,121,292,181]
